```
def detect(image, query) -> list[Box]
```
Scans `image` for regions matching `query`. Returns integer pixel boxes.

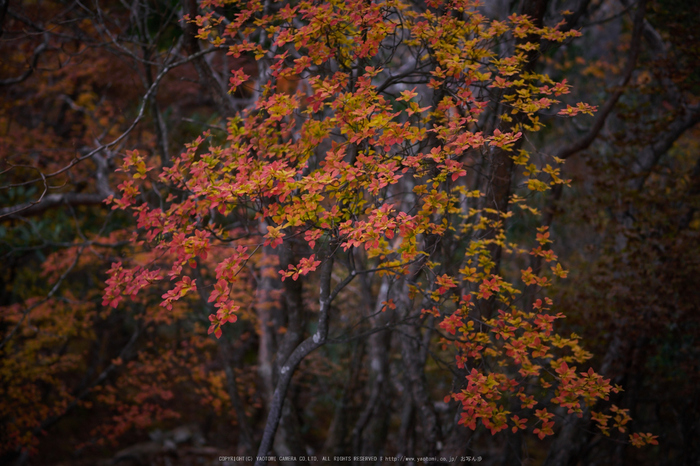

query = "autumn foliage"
[5,0,699,464]
[103,0,655,454]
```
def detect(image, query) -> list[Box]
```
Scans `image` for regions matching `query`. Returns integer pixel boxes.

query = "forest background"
[1,0,699,465]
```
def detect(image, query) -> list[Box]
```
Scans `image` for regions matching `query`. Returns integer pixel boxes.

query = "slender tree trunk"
[351,278,391,462]
[254,249,340,465]
[399,313,440,459]
[218,338,255,455]
[256,242,282,407]
[322,340,365,456]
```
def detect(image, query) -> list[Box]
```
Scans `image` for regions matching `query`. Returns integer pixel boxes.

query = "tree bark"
[255,248,353,465]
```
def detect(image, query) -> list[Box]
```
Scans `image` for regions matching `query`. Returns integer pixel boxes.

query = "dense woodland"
[1,0,698,465]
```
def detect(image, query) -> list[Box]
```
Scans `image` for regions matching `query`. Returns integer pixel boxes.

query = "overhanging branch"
[553,0,647,161]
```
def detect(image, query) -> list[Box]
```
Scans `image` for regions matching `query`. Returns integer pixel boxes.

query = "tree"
[5,0,693,464]
[104,0,657,462]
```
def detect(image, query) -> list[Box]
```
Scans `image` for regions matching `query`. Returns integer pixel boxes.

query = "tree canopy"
[1,0,698,465]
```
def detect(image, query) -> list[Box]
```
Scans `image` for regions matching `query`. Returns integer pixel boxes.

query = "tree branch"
[0,32,48,86]
[0,192,106,219]
[181,0,235,118]
[254,252,345,464]
[553,0,647,161]
[633,105,700,191]
[2,44,225,191]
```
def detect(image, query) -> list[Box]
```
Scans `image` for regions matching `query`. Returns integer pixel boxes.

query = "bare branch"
[0,32,48,85]
[633,105,700,191]
[0,192,106,219]
[553,0,647,161]
[0,44,225,207]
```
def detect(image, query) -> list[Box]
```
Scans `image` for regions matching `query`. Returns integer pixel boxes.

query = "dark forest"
[1,0,699,465]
